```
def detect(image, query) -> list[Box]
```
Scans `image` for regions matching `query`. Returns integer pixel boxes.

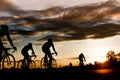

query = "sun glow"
[85,48,107,64]
[54,36,120,66]
[89,48,107,63]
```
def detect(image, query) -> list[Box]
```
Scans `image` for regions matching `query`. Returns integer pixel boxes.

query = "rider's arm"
[31,47,37,58]
[6,32,16,50]
[51,42,57,55]
[31,46,35,55]
[51,42,56,52]
[83,56,86,61]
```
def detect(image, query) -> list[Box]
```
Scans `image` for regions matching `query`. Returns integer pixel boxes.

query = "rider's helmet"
[48,38,52,42]
[1,25,8,30]
[28,42,32,46]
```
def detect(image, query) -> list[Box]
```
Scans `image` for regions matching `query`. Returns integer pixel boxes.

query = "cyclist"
[42,38,57,68]
[21,43,36,68]
[0,25,17,61]
[79,53,86,66]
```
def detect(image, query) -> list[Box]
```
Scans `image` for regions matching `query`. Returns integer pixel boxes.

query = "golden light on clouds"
[5,0,12,2]
[109,13,120,20]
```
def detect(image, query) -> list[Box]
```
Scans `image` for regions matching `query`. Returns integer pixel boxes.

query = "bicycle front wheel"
[29,60,36,69]
[2,54,16,69]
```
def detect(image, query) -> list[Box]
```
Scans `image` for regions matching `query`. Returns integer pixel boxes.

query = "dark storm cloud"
[2,0,120,42]
[0,0,27,16]
[2,38,22,45]
[34,0,120,41]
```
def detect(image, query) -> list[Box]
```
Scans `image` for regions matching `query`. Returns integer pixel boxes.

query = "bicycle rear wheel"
[17,59,23,69]
[40,57,48,69]
[2,54,16,69]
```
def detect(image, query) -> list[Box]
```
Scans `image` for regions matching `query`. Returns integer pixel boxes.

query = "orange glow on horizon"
[94,69,113,74]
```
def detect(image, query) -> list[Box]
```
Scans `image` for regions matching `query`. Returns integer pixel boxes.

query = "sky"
[13,0,108,10]
[1,0,120,67]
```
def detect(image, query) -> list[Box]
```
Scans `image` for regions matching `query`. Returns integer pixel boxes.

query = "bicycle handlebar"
[51,52,58,56]
[29,54,37,59]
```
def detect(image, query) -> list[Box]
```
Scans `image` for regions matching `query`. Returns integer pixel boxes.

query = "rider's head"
[1,25,8,31]
[80,53,83,55]
[28,42,32,46]
[48,38,52,42]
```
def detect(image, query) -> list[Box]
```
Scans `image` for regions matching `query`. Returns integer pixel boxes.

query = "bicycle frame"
[40,53,57,69]
[1,48,12,62]
[18,55,36,69]
[0,48,16,69]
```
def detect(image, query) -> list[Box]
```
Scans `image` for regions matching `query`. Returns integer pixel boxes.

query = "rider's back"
[42,42,52,51]
[79,54,84,61]
[21,45,31,55]
[0,25,9,38]
[0,29,3,38]
[0,28,7,50]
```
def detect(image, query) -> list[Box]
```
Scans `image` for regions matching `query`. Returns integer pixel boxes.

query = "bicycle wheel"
[2,54,16,69]
[51,58,57,68]
[17,59,23,69]
[29,60,36,69]
[40,57,48,69]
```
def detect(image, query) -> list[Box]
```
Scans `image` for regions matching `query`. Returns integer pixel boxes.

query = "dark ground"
[1,67,120,80]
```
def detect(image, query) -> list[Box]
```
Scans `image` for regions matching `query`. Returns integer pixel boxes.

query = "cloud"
[12,39,23,43]
[0,0,27,16]
[1,0,120,42]
[3,38,22,45]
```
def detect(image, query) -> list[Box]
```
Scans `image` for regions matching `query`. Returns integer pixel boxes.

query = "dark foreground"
[1,67,120,80]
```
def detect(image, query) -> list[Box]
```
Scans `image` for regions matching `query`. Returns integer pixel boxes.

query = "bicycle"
[0,47,16,69]
[40,53,57,69]
[17,55,36,69]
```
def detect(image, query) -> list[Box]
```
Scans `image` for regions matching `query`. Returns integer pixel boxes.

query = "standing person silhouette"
[42,38,57,68]
[79,53,86,66]
[21,43,36,68]
[0,25,17,61]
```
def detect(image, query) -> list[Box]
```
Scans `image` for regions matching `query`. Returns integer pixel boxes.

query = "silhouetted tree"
[106,50,117,68]
[116,52,120,61]
[106,50,116,60]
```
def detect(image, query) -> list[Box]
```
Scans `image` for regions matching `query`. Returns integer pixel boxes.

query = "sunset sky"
[13,0,107,10]
[1,0,120,67]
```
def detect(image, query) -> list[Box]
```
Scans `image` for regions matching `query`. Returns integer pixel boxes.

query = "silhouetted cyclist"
[21,43,36,67]
[42,38,57,68]
[79,53,86,66]
[0,25,17,61]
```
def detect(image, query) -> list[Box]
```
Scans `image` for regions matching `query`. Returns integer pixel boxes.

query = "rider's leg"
[48,53,53,68]
[44,54,47,63]
[0,50,2,67]
[0,50,2,62]
[22,56,26,68]
[79,61,82,66]
[21,52,25,68]
[22,53,29,68]
[80,60,84,66]
[79,61,81,66]
[26,54,30,68]
[0,41,4,62]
